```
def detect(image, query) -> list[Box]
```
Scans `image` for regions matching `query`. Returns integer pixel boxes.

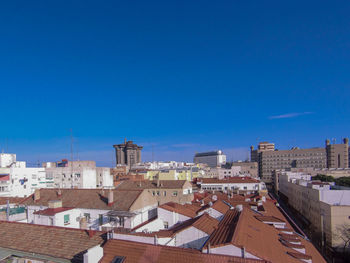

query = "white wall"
[174,227,208,249]
[83,245,104,263]
[158,207,191,228]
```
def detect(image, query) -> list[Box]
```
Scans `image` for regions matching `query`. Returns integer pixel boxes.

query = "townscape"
[1,1,349,263]
[0,138,349,262]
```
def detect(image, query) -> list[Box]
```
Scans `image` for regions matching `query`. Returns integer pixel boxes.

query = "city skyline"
[1,1,350,166]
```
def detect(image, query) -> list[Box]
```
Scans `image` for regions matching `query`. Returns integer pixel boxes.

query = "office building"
[193,150,226,167]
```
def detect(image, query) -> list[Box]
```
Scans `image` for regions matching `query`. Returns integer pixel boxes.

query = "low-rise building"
[22,188,158,231]
[194,150,226,167]
[45,160,113,189]
[197,177,267,194]
[0,221,105,262]
[116,180,193,205]
[276,171,350,252]
[0,154,49,197]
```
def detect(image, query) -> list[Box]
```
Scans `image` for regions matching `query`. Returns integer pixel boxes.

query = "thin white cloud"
[269,112,313,119]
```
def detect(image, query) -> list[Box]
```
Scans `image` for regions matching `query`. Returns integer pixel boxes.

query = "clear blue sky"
[1,1,349,166]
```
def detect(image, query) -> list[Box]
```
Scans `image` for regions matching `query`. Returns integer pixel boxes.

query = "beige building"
[116,180,193,205]
[276,171,350,251]
[252,139,350,188]
[231,161,258,178]
[326,138,349,168]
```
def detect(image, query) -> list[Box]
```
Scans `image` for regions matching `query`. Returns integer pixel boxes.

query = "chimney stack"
[34,189,40,202]
[57,189,62,197]
[108,190,114,206]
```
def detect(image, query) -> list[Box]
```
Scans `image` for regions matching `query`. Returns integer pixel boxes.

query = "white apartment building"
[194,151,226,168]
[0,154,50,197]
[197,177,266,192]
[45,160,113,189]
[276,171,350,251]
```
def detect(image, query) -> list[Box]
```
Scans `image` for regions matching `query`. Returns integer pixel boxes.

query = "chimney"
[108,190,114,206]
[241,247,246,258]
[207,243,211,254]
[154,234,158,245]
[34,189,40,202]
[57,189,62,197]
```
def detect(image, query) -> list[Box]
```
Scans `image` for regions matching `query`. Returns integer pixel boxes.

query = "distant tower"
[113,139,143,168]
[325,138,349,168]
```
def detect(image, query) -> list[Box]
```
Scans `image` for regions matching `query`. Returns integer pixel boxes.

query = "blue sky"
[1,1,349,166]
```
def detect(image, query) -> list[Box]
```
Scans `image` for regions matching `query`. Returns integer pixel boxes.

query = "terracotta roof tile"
[21,188,149,211]
[159,202,196,218]
[0,221,105,261]
[99,239,269,263]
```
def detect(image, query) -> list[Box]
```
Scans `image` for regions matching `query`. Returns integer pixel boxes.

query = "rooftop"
[159,202,197,218]
[100,239,269,263]
[0,221,105,261]
[21,188,150,212]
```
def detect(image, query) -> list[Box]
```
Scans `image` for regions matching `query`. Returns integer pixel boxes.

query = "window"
[156,191,160,196]
[119,217,125,227]
[152,191,155,196]
[84,213,90,221]
[163,191,167,196]
[64,214,70,225]
[164,221,169,229]
[172,191,178,196]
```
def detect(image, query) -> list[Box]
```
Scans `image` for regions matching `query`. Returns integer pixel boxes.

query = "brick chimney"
[108,190,114,206]
[34,189,40,202]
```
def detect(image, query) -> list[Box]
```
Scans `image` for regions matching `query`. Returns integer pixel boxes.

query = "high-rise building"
[325,138,349,168]
[251,138,350,189]
[193,150,226,168]
[251,142,327,188]
[113,139,143,167]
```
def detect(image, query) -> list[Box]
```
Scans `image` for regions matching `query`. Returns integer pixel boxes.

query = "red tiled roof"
[0,221,105,261]
[33,207,74,216]
[99,239,269,263]
[21,188,153,212]
[287,251,312,260]
[159,202,197,218]
[127,213,219,238]
[0,197,26,205]
[212,207,326,263]
[210,200,231,214]
[255,216,285,223]
[205,209,240,248]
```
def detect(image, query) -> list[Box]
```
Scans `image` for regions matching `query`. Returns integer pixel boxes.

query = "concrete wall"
[158,207,190,228]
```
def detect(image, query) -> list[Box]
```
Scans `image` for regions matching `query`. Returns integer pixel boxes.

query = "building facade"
[113,139,143,167]
[193,151,226,168]
[276,171,350,251]
[325,138,349,168]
